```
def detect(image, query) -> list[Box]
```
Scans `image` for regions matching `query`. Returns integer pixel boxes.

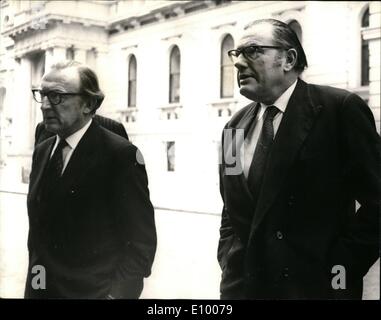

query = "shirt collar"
[55,118,92,150]
[260,79,298,113]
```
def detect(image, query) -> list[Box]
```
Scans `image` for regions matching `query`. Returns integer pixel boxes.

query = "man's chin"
[43,122,59,134]
[239,87,258,101]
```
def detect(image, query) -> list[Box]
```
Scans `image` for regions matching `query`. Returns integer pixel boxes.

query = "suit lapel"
[60,121,101,193]
[248,79,323,242]
[28,137,56,201]
[224,102,260,200]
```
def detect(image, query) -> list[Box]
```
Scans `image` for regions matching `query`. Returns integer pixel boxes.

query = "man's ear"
[83,98,96,115]
[284,48,297,72]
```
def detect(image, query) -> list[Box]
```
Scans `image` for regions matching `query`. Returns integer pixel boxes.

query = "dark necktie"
[247,106,280,204]
[47,138,68,180]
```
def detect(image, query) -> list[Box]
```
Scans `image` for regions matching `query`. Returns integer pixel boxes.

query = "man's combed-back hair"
[245,18,308,73]
[50,60,105,110]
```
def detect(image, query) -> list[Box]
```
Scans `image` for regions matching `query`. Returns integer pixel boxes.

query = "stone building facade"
[0,0,380,213]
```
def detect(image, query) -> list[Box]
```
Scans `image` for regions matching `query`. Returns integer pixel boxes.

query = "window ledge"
[209,98,238,117]
[118,107,138,123]
[159,103,182,120]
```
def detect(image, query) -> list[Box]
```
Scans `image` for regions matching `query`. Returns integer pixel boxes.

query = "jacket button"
[288,195,295,206]
[276,231,284,240]
[283,267,289,278]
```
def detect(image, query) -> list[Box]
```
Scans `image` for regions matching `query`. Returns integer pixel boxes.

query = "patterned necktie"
[247,105,280,204]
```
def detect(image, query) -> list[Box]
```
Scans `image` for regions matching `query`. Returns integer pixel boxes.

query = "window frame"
[169,46,181,103]
[220,34,235,99]
[128,54,137,108]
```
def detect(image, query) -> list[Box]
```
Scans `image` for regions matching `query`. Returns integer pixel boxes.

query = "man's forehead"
[41,67,80,90]
[238,23,274,47]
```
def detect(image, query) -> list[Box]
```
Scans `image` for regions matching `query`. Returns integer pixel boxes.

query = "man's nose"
[234,54,249,70]
[40,97,52,110]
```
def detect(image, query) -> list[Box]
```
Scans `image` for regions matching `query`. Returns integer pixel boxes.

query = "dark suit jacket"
[25,121,156,299]
[218,79,380,299]
[34,114,128,146]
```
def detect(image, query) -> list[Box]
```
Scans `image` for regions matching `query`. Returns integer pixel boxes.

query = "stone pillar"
[0,87,5,167]
[365,2,381,133]
[44,47,54,71]
[45,46,66,71]
[74,48,87,64]
[12,56,32,154]
[86,48,97,70]
[95,49,111,112]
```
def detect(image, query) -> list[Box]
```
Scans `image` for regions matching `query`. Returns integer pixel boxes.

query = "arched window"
[288,20,302,43]
[220,34,234,98]
[169,46,180,103]
[361,7,370,86]
[128,55,137,107]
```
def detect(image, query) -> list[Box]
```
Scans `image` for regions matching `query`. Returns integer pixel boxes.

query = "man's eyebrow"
[237,42,259,50]
[40,85,67,92]
[41,89,64,93]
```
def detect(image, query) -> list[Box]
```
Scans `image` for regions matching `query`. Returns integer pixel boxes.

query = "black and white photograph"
[0,0,379,302]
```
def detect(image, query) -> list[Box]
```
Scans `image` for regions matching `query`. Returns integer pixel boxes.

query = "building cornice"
[13,37,108,59]
[2,14,108,39]
[107,0,233,35]
[2,1,235,40]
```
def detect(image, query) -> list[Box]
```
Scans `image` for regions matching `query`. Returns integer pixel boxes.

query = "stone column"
[95,49,111,112]
[74,48,87,64]
[44,47,54,71]
[4,56,33,185]
[45,46,66,71]
[12,56,32,154]
[0,87,5,167]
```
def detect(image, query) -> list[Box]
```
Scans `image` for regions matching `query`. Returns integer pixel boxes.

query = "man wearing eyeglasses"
[25,60,157,299]
[218,19,380,299]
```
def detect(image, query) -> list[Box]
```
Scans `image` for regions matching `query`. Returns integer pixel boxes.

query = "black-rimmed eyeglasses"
[228,45,288,63]
[32,89,84,106]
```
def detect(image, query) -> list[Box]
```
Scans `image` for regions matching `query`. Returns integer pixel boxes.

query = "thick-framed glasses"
[228,45,287,63]
[32,89,84,106]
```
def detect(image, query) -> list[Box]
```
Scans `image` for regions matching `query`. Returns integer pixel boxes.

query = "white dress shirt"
[50,119,93,174]
[242,80,298,178]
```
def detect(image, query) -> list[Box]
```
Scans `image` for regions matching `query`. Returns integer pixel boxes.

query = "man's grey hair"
[244,18,308,74]
[49,60,105,112]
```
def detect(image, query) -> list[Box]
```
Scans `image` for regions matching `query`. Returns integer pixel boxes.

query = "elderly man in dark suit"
[34,114,129,146]
[25,60,156,299]
[218,19,380,299]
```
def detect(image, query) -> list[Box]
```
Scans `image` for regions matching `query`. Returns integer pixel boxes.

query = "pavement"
[0,190,379,299]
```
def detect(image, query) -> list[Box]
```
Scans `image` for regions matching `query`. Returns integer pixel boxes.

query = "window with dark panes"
[128,55,137,107]
[361,7,370,86]
[166,141,175,171]
[169,46,180,103]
